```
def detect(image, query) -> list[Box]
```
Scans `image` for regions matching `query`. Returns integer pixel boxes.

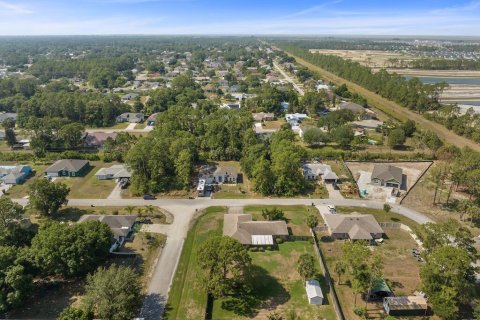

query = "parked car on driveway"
[143,194,156,200]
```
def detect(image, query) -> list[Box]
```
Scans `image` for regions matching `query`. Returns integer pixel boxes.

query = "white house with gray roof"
[371,164,403,189]
[324,213,384,241]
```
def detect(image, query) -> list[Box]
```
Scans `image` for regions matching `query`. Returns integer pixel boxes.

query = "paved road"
[273,62,305,96]
[13,197,432,319]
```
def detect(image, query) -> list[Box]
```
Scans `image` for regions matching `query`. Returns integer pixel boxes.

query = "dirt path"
[282,50,480,152]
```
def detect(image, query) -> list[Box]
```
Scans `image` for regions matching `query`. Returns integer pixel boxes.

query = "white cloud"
[0,1,33,14]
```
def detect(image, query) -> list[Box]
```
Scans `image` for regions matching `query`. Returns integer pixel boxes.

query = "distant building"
[85,132,118,148]
[213,165,239,184]
[121,93,139,102]
[338,102,366,114]
[116,112,144,123]
[95,164,131,180]
[146,113,158,126]
[45,159,90,178]
[253,112,274,122]
[303,163,338,183]
[0,112,17,124]
[221,103,241,110]
[383,296,428,317]
[0,165,32,185]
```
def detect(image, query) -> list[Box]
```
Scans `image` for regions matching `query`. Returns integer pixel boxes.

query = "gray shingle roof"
[223,214,289,245]
[371,164,403,184]
[45,159,89,173]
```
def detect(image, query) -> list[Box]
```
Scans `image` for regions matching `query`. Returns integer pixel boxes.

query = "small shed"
[383,296,428,316]
[305,280,324,305]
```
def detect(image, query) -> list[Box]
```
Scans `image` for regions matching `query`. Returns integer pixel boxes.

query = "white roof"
[251,235,274,245]
[306,280,324,299]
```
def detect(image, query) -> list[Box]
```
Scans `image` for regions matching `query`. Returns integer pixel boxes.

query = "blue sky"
[1,0,480,35]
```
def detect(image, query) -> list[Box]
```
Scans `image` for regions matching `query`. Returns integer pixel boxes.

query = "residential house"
[116,112,144,123]
[323,214,384,241]
[305,280,324,305]
[223,213,289,246]
[213,165,239,184]
[383,296,428,317]
[95,164,131,180]
[221,103,241,110]
[285,113,309,122]
[0,165,32,184]
[121,93,139,102]
[371,164,404,189]
[303,163,331,180]
[338,102,366,114]
[44,159,90,178]
[146,113,158,126]
[78,215,137,252]
[84,132,118,148]
[353,119,383,130]
[0,112,17,124]
[253,112,274,122]
[280,101,290,111]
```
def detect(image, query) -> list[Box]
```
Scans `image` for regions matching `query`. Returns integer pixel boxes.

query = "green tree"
[175,149,193,189]
[27,179,69,216]
[421,246,475,319]
[297,253,316,280]
[306,213,319,229]
[401,119,416,137]
[262,208,285,221]
[0,197,24,231]
[387,128,406,148]
[83,265,142,320]
[0,246,33,312]
[334,261,347,285]
[59,123,84,149]
[383,203,391,213]
[29,221,113,277]
[303,127,330,146]
[331,125,354,147]
[197,236,251,298]
[4,128,16,147]
[251,157,274,195]
[58,307,92,320]
[267,311,283,320]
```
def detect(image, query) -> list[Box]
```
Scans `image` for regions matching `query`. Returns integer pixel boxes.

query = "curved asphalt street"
[13,197,433,319]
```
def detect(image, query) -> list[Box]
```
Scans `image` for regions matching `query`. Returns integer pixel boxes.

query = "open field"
[309,49,417,69]
[282,50,480,152]
[55,161,116,199]
[385,68,480,77]
[166,206,336,320]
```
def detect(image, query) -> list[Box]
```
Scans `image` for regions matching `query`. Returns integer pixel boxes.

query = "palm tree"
[145,205,155,216]
[125,205,135,215]
[334,261,346,285]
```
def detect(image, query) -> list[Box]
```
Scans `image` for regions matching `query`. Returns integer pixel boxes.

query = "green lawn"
[166,206,336,320]
[55,162,116,199]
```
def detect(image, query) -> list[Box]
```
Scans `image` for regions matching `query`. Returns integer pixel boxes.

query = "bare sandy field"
[309,49,416,68]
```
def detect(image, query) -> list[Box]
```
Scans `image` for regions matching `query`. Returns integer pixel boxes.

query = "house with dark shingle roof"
[223,214,289,246]
[323,213,384,241]
[371,164,403,189]
[44,159,90,178]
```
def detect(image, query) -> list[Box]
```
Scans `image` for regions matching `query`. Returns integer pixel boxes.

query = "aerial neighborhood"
[0,33,479,320]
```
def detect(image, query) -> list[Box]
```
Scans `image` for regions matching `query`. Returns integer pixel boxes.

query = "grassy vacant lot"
[244,205,321,236]
[55,161,116,199]
[318,228,426,320]
[167,206,336,320]
[285,50,480,152]
[5,164,49,198]
[212,241,336,320]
